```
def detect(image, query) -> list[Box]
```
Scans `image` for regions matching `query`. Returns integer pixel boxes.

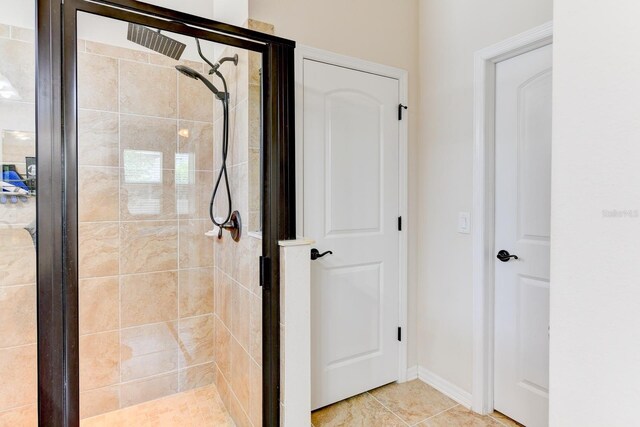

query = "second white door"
[303,59,401,410]
[494,44,552,427]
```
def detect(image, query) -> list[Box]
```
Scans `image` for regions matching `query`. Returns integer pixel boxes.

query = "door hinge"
[259,256,271,290]
[398,216,402,231]
[397,327,402,341]
[398,104,408,120]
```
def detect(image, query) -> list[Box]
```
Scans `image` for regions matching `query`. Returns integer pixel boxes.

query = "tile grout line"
[365,392,411,427]
[409,404,461,426]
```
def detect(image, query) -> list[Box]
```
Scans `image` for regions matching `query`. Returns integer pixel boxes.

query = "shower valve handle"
[311,248,333,261]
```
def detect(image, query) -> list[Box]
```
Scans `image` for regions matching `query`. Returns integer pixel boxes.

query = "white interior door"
[303,59,400,410]
[494,44,552,427]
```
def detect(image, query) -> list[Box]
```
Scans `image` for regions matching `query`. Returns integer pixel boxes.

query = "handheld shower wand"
[176,39,241,242]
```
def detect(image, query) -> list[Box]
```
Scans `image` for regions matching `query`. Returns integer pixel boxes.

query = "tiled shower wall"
[210,19,272,427]
[76,40,220,418]
[0,19,269,426]
[0,23,38,425]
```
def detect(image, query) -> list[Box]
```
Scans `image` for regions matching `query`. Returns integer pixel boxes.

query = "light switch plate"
[458,212,471,234]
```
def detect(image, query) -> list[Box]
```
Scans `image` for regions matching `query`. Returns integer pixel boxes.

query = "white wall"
[249,0,421,368]
[417,0,552,392]
[550,1,640,425]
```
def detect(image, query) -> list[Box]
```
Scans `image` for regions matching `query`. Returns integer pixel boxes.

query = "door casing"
[294,45,410,388]
[471,21,553,415]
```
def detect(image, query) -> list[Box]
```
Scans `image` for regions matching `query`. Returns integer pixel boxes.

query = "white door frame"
[472,22,553,415]
[294,45,410,383]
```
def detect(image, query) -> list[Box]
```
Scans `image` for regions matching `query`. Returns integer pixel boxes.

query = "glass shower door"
[0,5,38,425]
[75,10,264,425]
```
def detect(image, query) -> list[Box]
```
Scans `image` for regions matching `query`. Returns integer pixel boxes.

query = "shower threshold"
[80,385,235,427]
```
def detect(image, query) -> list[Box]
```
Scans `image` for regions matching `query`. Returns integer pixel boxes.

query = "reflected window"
[123,149,162,184]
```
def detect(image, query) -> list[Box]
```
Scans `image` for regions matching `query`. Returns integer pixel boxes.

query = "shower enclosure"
[0,0,294,425]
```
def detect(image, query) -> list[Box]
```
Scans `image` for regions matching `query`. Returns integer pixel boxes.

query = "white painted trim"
[280,243,312,427]
[405,365,419,381]
[418,366,472,409]
[294,44,410,384]
[472,22,553,415]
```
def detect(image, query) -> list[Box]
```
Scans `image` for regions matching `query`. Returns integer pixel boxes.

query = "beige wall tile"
[178,315,214,368]
[179,268,214,318]
[120,61,177,118]
[179,362,215,392]
[231,100,249,166]
[179,219,214,269]
[120,372,179,408]
[120,321,179,381]
[121,271,178,327]
[0,285,36,348]
[214,317,231,383]
[177,170,214,220]
[80,332,120,391]
[79,166,120,222]
[215,234,261,293]
[231,282,250,351]
[1,130,35,165]
[79,277,119,335]
[178,73,214,122]
[230,337,250,413]
[149,55,203,70]
[248,84,261,150]
[79,222,119,279]
[0,344,36,410]
[213,368,233,426]
[0,244,35,287]
[120,114,177,170]
[0,39,35,103]
[78,109,119,167]
[249,293,262,366]
[78,53,118,111]
[85,41,149,63]
[178,120,214,171]
[0,404,37,426]
[120,221,177,274]
[120,169,176,221]
[226,388,252,427]
[215,270,233,329]
[80,385,120,419]
[246,19,275,35]
[249,359,262,427]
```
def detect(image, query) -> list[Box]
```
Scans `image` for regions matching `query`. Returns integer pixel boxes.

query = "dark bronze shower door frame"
[36,1,296,425]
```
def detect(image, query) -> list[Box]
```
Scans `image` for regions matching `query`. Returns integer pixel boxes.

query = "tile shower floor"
[80,385,235,427]
[311,380,523,427]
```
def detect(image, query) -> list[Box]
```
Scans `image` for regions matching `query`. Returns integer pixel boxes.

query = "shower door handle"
[311,248,333,261]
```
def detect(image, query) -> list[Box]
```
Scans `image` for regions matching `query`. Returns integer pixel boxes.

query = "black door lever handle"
[311,248,333,260]
[497,250,518,262]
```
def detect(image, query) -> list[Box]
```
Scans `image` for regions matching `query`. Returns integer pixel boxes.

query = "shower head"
[209,54,239,75]
[127,23,186,60]
[175,65,227,100]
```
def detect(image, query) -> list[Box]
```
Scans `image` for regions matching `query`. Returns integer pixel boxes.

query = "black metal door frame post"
[35,1,296,425]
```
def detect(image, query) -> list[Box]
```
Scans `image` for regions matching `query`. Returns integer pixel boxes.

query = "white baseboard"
[417,366,472,409]
[405,365,418,381]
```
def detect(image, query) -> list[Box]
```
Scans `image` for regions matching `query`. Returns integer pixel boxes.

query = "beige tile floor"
[311,380,524,427]
[80,385,235,427]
